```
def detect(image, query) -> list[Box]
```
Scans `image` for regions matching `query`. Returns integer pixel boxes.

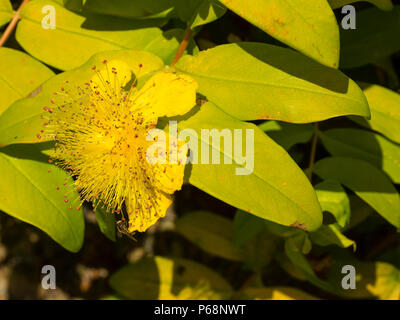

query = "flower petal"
[144,130,188,193]
[126,190,172,233]
[124,133,187,232]
[131,72,198,118]
[152,140,188,194]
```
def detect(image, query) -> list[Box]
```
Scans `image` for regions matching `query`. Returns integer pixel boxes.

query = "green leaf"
[233,211,278,271]
[350,84,400,144]
[259,121,314,150]
[69,0,175,19]
[16,0,179,70]
[0,143,84,252]
[313,157,400,228]
[58,0,83,10]
[358,262,400,299]
[314,180,351,228]
[94,207,116,241]
[233,210,265,247]
[175,43,370,122]
[175,101,323,231]
[340,6,400,69]
[0,49,164,147]
[110,256,233,299]
[309,224,355,249]
[160,28,199,64]
[320,128,400,184]
[328,0,393,10]
[217,0,339,68]
[241,231,278,271]
[175,211,244,261]
[288,232,312,255]
[65,0,226,27]
[239,287,319,300]
[264,220,301,238]
[0,47,54,115]
[328,254,400,299]
[284,234,334,292]
[101,294,123,300]
[174,0,226,28]
[346,195,373,230]
[191,0,226,28]
[0,0,12,27]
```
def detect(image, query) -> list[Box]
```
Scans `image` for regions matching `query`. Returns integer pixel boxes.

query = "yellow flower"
[45,60,198,232]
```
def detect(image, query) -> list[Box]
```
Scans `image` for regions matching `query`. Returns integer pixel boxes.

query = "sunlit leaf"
[320,128,400,184]
[313,157,400,228]
[0,50,164,147]
[314,180,351,228]
[110,256,233,299]
[310,224,355,249]
[174,0,226,28]
[0,143,84,252]
[0,47,54,115]
[101,294,123,300]
[350,84,400,144]
[175,43,369,122]
[94,207,116,241]
[217,0,339,68]
[16,0,180,69]
[175,101,323,231]
[0,0,12,27]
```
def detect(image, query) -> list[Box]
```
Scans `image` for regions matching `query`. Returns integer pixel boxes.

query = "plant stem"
[307,122,319,181]
[0,0,30,47]
[170,27,192,66]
